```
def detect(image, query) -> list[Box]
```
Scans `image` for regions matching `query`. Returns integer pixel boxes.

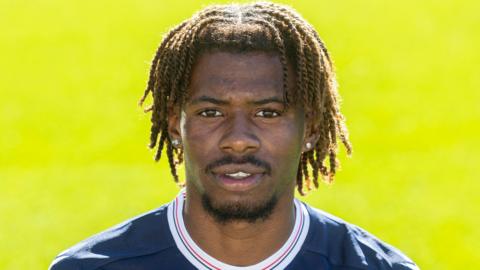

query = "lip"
[213,172,265,192]
[211,164,266,175]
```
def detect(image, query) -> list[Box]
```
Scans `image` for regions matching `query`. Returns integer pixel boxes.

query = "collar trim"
[167,190,310,270]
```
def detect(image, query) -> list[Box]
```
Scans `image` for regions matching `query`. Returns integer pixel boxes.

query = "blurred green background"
[1,0,479,269]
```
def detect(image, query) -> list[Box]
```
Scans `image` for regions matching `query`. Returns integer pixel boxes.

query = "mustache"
[205,155,272,176]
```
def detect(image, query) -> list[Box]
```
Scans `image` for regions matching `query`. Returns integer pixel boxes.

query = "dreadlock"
[139,1,352,195]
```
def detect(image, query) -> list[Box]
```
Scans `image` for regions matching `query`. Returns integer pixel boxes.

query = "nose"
[219,112,260,154]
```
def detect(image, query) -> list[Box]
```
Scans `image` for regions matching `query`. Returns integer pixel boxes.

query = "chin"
[201,190,278,224]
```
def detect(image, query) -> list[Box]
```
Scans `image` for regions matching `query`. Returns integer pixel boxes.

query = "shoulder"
[302,203,419,270]
[49,204,174,270]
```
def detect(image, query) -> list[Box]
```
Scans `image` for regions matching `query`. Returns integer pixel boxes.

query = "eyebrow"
[188,96,229,105]
[188,95,285,106]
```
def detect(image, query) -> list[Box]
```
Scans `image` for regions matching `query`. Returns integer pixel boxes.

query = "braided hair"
[139,2,352,195]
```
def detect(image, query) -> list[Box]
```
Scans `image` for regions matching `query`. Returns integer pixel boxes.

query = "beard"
[201,192,278,224]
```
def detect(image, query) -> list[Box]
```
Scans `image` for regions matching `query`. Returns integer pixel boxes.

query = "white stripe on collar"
[167,190,310,270]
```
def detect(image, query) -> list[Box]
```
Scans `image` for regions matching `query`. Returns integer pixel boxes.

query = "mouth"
[211,166,266,192]
[214,172,265,192]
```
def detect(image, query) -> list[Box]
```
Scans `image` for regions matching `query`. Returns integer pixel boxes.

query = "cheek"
[269,116,304,149]
[262,121,304,168]
[180,118,218,168]
[180,120,211,192]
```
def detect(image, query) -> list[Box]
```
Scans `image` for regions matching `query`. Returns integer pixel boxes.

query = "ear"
[302,114,320,153]
[167,104,182,143]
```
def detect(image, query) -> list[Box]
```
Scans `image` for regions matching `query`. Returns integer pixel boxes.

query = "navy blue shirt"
[50,192,418,270]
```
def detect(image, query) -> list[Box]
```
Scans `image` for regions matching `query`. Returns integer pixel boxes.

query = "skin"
[168,51,318,266]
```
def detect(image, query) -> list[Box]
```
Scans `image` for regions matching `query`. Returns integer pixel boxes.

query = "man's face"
[169,51,307,223]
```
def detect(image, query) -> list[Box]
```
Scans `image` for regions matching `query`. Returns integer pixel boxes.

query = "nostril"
[219,133,260,154]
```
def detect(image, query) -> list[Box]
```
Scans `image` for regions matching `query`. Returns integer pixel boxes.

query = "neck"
[183,187,296,266]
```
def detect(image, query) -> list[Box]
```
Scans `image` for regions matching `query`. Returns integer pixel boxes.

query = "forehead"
[187,51,288,102]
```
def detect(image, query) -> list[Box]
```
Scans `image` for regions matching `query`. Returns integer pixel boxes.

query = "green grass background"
[1,0,479,269]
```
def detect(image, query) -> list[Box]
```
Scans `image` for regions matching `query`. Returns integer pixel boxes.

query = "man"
[50,2,418,269]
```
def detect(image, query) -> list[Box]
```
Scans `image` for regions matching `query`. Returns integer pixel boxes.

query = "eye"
[199,109,223,117]
[255,109,281,118]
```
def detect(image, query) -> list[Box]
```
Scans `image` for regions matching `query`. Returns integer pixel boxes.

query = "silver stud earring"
[306,142,312,150]
[172,139,181,148]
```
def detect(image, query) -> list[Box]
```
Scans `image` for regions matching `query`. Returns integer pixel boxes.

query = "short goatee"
[201,193,278,224]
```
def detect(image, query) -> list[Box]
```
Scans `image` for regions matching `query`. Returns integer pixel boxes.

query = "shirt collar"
[167,189,310,270]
